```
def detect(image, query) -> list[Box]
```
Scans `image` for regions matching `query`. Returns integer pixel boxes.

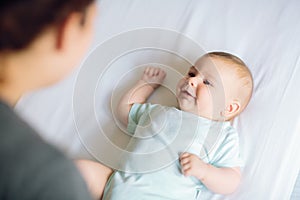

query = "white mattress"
[15,0,300,199]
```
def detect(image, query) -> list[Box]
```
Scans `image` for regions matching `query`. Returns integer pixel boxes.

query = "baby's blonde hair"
[205,52,253,113]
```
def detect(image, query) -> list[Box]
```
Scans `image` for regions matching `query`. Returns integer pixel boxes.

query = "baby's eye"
[203,79,212,86]
[188,72,195,77]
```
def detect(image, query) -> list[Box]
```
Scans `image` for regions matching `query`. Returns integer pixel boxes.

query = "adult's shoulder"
[0,101,92,200]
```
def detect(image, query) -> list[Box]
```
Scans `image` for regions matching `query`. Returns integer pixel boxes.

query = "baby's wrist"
[138,79,157,90]
[198,163,210,182]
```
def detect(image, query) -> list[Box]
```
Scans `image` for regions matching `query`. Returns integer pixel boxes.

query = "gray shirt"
[0,100,92,200]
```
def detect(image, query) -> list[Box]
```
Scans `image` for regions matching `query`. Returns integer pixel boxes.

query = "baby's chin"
[177,101,196,114]
[178,103,219,120]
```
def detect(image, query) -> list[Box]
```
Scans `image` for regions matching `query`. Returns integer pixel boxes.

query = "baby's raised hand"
[180,152,208,181]
[141,67,166,89]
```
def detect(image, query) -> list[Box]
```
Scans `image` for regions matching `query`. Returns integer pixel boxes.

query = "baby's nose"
[188,76,202,87]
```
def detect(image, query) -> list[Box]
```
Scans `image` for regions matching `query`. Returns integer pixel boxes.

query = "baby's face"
[176,56,241,121]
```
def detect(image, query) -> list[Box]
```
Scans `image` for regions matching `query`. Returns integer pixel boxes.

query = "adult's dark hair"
[0,0,94,51]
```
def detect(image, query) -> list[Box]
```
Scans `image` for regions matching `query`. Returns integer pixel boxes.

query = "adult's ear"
[55,11,86,50]
[222,100,241,120]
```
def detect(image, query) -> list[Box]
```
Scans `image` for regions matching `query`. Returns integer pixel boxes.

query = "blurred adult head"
[0,0,97,104]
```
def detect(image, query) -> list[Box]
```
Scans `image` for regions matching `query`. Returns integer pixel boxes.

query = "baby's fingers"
[144,67,164,76]
[148,67,157,76]
[181,162,191,171]
[142,67,166,88]
[181,163,192,176]
[180,155,191,174]
[180,156,190,165]
[180,152,192,160]
[153,67,160,76]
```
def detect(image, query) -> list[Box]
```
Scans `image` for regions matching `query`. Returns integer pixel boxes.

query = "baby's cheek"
[176,79,185,93]
[196,86,211,102]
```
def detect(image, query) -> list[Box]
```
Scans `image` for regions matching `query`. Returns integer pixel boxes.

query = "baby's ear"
[223,100,241,119]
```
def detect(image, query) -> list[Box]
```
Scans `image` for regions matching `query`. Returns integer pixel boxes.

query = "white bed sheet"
[15,0,300,199]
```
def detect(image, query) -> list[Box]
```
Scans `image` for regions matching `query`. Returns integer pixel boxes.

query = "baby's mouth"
[181,89,195,98]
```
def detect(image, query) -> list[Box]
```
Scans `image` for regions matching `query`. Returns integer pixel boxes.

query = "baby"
[102,52,253,199]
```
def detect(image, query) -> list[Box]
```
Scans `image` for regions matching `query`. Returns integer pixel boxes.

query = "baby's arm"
[180,153,241,194]
[118,67,166,125]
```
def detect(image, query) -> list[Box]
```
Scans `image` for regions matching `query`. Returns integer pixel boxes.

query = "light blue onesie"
[103,103,243,200]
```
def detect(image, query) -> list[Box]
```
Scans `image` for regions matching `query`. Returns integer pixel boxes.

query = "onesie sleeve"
[209,127,244,168]
[127,103,154,134]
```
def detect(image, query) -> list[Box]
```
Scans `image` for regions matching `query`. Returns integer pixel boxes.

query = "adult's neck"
[0,51,29,106]
[0,87,22,107]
